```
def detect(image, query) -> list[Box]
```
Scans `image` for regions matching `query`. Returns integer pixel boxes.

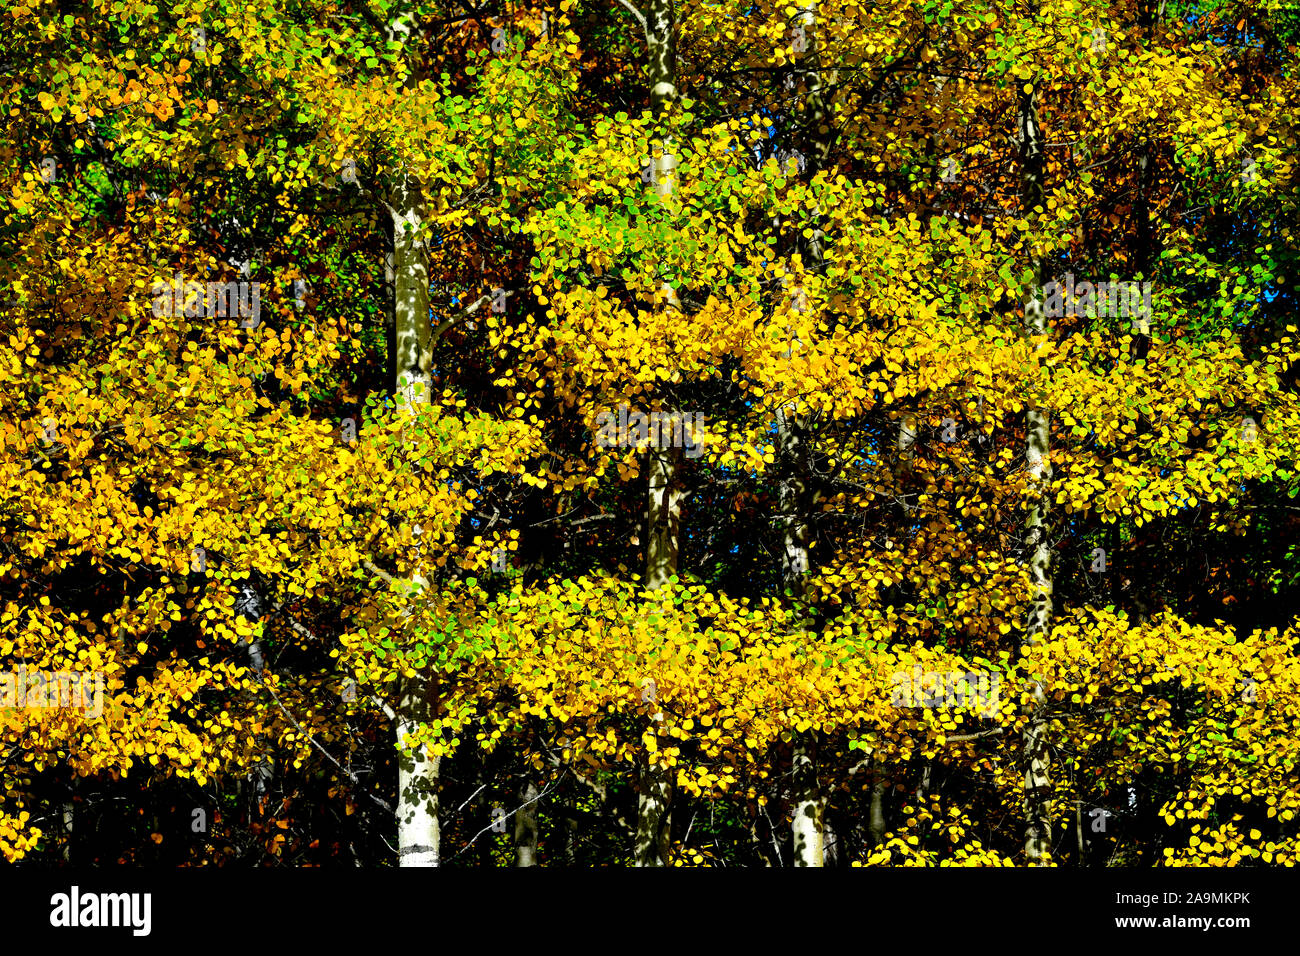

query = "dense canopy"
[1,0,1298,867]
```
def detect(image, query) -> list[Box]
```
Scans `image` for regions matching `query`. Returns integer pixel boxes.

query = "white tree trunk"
[389,172,440,867]
[635,0,680,867]
[646,444,683,591]
[790,738,825,866]
[391,175,432,415]
[783,2,832,868]
[514,780,540,867]
[643,0,683,594]
[1018,63,1054,866]
[634,757,673,867]
[396,676,440,867]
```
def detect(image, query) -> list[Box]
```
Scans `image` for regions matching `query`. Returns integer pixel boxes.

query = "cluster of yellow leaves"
[1163,823,1298,867]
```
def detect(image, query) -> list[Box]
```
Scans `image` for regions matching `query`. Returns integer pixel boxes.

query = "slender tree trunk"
[916,759,934,804]
[868,762,888,848]
[559,790,578,866]
[897,411,917,519]
[823,816,839,866]
[243,608,274,810]
[1076,799,1086,865]
[396,676,440,866]
[782,3,836,866]
[750,811,778,866]
[1018,52,1054,865]
[646,444,683,591]
[473,751,493,867]
[390,171,440,867]
[643,0,683,594]
[634,754,673,867]
[782,456,825,868]
[1130,1,1162,366]
[777,406,811,584]
[634,0,680,867]
[62,794,73,864]
[790,736,825,866]
[514,780,540,867]
[391,174,432,414]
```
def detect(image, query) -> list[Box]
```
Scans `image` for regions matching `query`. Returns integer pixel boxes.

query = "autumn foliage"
[1,0,1298,866]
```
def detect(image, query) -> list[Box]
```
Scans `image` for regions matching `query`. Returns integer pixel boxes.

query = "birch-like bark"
[868,764,888,847]
[782,2,834,867]
[898,411,917,516]
[1018,60,1054,865]
[514,780,540,867]
[396,675,439,867]
[392,174,432,415]
[1130,0,1162,365]
[390,171,440,867]
[750,813,778,866]
[634,751,673,867]
[635,0,679,867]
[1076,799,1086,864]
[646,445,683,591]
[790,737,825,866]
[236,583,274,806]
[644,0,683,592]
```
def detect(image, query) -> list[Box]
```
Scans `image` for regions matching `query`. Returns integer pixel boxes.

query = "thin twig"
[614,0,649,46]
[257,676,394,813]
[449,778,558,859]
